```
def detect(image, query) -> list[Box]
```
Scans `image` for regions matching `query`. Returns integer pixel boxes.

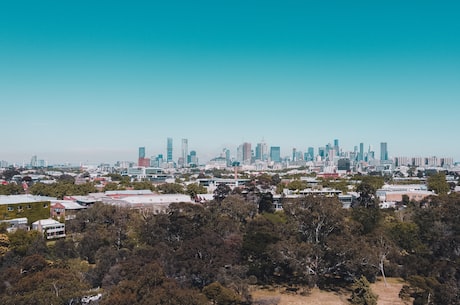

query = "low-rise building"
[32,219,65,239]
[0,195,55,225]
[50,200,87,220]
[0,217,28,233]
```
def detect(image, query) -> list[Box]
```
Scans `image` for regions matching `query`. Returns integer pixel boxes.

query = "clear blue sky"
[1,1,459,164]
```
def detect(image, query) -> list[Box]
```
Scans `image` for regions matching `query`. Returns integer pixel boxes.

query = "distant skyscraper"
[337,158,351,171]
[307,147,314,161]
[270,146,281,163]
[242,142,251,163]
[359,142,364,161]
[189,150,197,165]
[255,141,268,161]
[223,148,231,166]
[334,139,339,156]
[292,148,297,161]
[318,147,326,159]
[138,147,149,167]
[30,155,37,167]
[181,138,188,166]
[152,154,164,167]
[167,138,173,162]
[380,142,388,161]
[138,147,145,159]
[237,145,244,163]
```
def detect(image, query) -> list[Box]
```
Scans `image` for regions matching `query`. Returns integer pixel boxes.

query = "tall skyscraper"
[139,147,145,159]
[242,142,252,163]
[181,138,188,166]
[380,142,388,161]
[223,148,231,166]
[189,150,197,165]
[359,142,364,161]
[30,155,38,167]
[270,146,281,163]
[334,139,339,156]
[167,138,173,163]
[138,147,150,167]
[255,141,268,161]
[307,147,314,161]
[318,147,326,159]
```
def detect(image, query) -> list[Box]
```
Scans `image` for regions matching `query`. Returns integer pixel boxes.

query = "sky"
[1,0,459,164]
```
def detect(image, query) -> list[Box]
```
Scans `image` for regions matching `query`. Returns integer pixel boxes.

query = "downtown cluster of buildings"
[129,138,456,175]
[1,138,456,174]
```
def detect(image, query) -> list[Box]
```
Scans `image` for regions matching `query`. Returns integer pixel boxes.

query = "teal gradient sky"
[1,1,459,164]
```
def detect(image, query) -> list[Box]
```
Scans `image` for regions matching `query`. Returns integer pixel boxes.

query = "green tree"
[350,276,378,305]
[427,172,449,195]
[351,206,382,235]
[355,182,377,208]
[157,182,184,194]
[258,192,275,214]
[286,180,307,192]
[0,183,24,195]
[203,282,242,305]
[214,183,232,202]
[103,182,120,191]
[186,183,207,199]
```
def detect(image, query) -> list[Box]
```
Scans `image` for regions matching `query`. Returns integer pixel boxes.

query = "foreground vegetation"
[0,186,459,304]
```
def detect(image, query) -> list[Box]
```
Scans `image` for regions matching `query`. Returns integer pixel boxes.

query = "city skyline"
[1,1,459,163]
[1,138,457,167]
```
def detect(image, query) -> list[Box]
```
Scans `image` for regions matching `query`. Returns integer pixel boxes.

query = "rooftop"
[0,195,56,205]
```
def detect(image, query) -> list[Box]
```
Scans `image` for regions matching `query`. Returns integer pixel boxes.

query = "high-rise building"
[138,157,150,167]
[306,147,314,161]
[139,147,145,159]
[138,147,149,166]
[292,148,297,162]
[334,139,340,156]
[151,154,164,168]
[223,148,231,166]
[261,141,268,161]
[189,150,197,166]
[255,141,268,161]
[337,158,351,171]
[237,145,244,163]
[181,138,188,166]
[394,156,411,167]
[242,142,251,163]
[318,147,326,159]
[270,146,281,163]
[167,138,173,163]
[380,142,388,161]
[30,155,38,167]
[359,142,364,161]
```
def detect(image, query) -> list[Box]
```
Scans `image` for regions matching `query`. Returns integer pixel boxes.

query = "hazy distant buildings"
[238,142,252,164]
[189,150,197,166]
[334,139,340,156]
[167,138,173,163]
[270,146,281,163]
[380,142,388,161]
[337,158,351,171]
[29,155,46,168]
[139,147,145,159]
[318,147,326,160]
[395,156,454,168]
[138,147,150,167]
[255,141,268,161]
[180,138,188,167]
[306,147,314,161]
